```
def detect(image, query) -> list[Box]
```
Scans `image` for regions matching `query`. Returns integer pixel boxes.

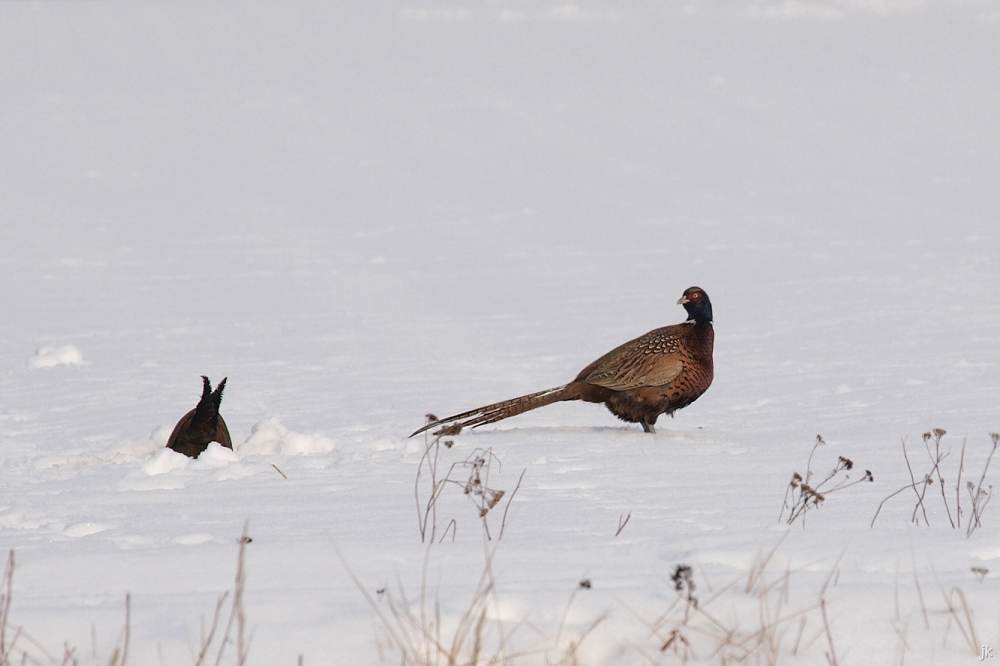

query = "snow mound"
[28,344,85,368]
[64,522,114,538]
[240,417,337,456]
[190,442,240,467]
[141,448,191,476]
[169,533,215,546]
[98,438,161,463]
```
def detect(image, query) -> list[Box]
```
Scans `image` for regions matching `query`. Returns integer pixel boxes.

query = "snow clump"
[29,344,85,368]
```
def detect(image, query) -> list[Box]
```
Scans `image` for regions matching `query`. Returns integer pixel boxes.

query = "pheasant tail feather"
[410,385,577,437]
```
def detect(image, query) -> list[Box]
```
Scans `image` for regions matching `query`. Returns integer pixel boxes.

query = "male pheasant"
[166,376,233,457]
[411,286,714,436]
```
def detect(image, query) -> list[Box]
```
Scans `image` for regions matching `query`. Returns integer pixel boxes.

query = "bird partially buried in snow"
[166,376,233,457]
[411,286,714,437]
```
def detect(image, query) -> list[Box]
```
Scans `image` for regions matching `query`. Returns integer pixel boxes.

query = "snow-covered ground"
[2,2,1000,663]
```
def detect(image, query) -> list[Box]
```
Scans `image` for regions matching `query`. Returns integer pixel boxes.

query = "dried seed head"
[670,564,694,592]
[933,428,947,437]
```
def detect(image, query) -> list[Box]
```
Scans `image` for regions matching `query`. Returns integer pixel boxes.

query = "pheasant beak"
[677,295,690,305]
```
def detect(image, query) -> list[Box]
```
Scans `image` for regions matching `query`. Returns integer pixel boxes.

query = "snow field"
[2,1,1000,664]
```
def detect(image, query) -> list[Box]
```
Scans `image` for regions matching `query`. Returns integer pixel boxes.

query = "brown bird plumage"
[166,376,233,457]
[411,286,714,436]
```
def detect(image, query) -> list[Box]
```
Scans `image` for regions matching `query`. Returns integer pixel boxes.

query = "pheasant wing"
[577,326,686,391]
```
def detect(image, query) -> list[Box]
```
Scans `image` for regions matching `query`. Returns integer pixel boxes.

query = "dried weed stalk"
[871,429,998,537]
[415,417,523,542]
[0,552,16,666]
[625,545,842,665]
[338,545,603,666]
[1,551,133,666]
[780,435,873,527]
[615,511,632,537]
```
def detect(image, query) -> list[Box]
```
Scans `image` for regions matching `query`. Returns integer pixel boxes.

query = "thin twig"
[194,592,230,666]
[956,437,967,529]
[498,469,525,540]
[871,481,925,528]
[121,593,131,666]
[0,551,13,659]
[616,511,633,537]
[924,431,955,528]
[901,438,931,526]
[214,523,253,666]
[820,598,838,666]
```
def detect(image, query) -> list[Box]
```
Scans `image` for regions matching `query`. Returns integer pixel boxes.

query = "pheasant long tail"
[410,384,579,438]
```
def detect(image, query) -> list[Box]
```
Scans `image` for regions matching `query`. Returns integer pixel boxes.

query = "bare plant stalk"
[924,430,955,528]
[121,593,131,666]
[437,519,457,543]
[871,480,927,528]
[912,567,929,631]
[479,538,507,663]
[414,432,442,542]
[498,469,526,540]
[616,511,632,537]
[782,437,871,527]
[901,438,932,526]
[956,437,967,529]
[0,551,12,659]
[949,587,981,654]
[194,592,230,666]
[214,524,253,666]
[820,598,838,666]
[966,433,999,537]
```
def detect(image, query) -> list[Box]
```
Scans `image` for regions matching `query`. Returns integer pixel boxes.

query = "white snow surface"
[2,2,1000,664]
[28,344,85,369]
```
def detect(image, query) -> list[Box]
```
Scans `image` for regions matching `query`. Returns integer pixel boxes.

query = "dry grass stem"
[0,552,12,660]
[873,430,998,536]
[194,592,230,666]
[615,512,632,537]
[498,469,525,541]
[628,546,843,665]
[820,598,837,666]
[781,435,872,527]
[415,424,522,543]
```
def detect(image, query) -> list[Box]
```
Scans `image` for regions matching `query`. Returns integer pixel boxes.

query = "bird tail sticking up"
[410,384,579,438]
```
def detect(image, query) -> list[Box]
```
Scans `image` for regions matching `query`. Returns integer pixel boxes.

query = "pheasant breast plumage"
[411,286,714,436]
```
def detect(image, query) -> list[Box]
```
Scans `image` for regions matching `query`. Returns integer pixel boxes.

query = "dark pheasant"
[166,376,233,457]
[411,286,714,436]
